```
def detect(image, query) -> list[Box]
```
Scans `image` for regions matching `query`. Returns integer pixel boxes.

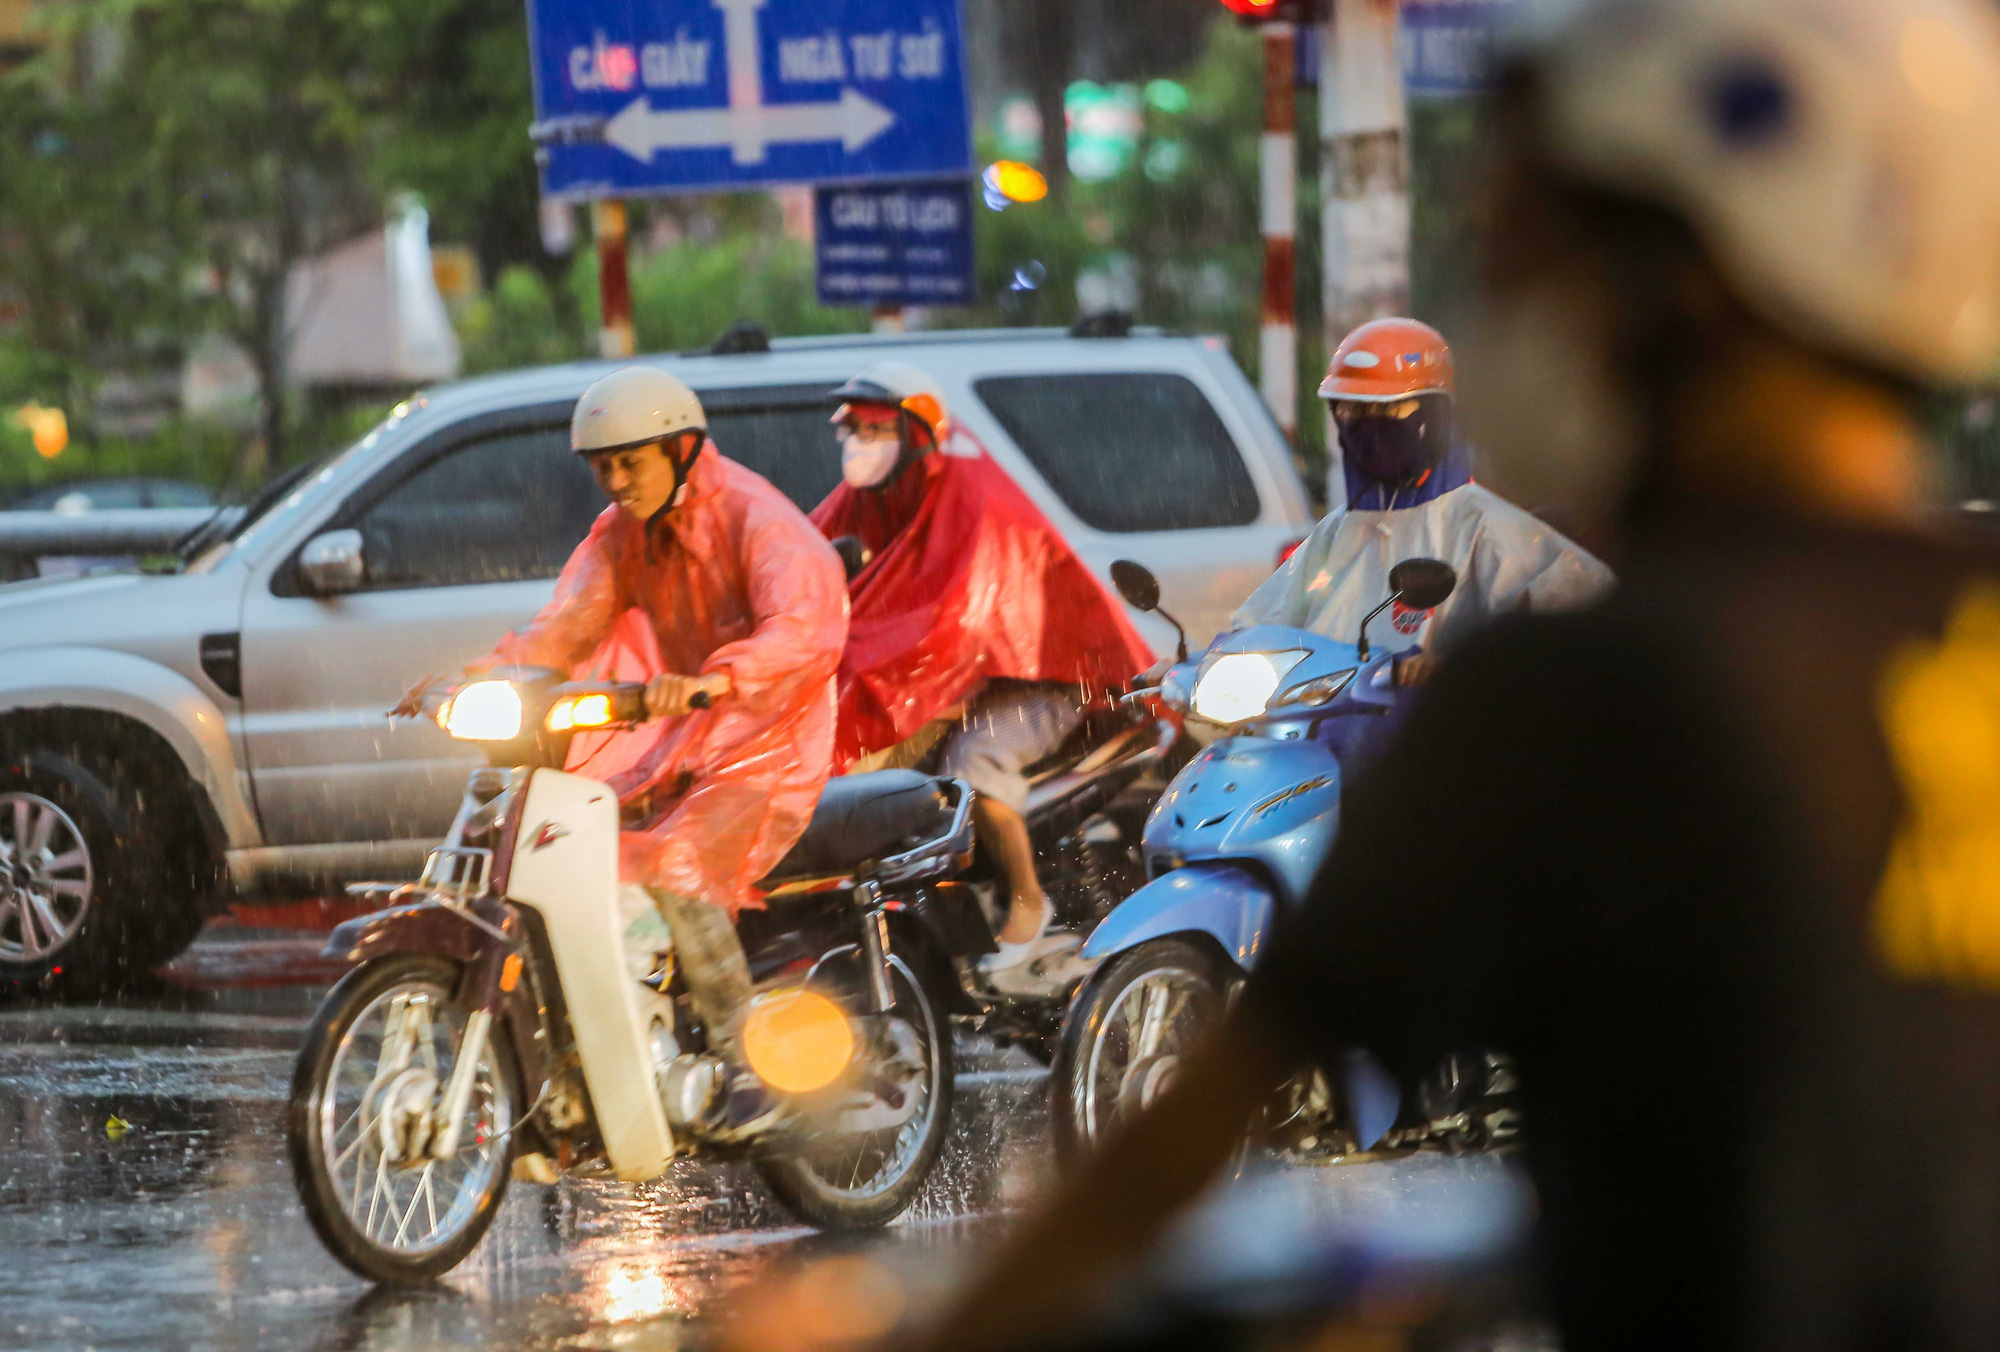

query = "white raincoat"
[1232,481,1612,655]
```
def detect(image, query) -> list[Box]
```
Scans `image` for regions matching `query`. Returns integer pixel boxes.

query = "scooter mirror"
[1389,558,1457,612]
[1110,559,1161,612]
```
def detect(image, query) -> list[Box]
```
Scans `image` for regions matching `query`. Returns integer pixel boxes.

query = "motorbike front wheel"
[1052,937,1230,1166]
[757,953,955,1230]
[288,955,521,1284]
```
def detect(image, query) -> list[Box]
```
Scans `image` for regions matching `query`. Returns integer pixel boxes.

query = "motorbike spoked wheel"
[289,956,520,1284]
[1052,938,1229,1168]
[757,954,955,1230]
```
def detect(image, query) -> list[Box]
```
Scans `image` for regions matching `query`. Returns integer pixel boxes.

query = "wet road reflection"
[0,946,1531,1350]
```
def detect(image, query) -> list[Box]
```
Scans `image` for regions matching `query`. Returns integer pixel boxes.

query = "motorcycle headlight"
[437,680,525,742]
[1191,651,1306,725]
[1274,667,1359,709]
[545,692,614,733]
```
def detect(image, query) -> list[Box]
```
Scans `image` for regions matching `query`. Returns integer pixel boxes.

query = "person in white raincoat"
[1234,317,1611,659]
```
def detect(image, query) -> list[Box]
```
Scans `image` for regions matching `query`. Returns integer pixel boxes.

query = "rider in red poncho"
[810,361,1152,992]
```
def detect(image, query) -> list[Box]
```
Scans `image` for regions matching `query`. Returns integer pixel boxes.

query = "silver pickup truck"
[0,326,1313,983]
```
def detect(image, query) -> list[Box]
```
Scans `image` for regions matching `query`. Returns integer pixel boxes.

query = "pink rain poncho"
[474,449,849,915]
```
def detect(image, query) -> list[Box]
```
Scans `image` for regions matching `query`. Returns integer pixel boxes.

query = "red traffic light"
[1218,0,1319,21]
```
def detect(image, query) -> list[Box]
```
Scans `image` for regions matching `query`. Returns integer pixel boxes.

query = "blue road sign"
[1399,0,1523,97]
[528,0,973,199]
[814,178,974,307]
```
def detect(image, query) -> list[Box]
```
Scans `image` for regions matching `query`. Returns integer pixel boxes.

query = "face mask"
[1338,403,1449,485]
[841,434,901,489]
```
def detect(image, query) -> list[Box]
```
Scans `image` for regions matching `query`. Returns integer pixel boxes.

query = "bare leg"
[976,798,1048,944]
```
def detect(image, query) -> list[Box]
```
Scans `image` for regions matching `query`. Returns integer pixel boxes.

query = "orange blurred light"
[984,160,1049,204]
[12,402,67,459]
[741,988,854,1093]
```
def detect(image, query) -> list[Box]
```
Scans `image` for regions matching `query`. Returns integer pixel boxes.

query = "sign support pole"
[1260,22,1298,444]
[1320,0,1408,342]
[594,199,635,359]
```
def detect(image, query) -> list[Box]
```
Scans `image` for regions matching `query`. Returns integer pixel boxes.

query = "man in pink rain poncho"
[453,366,849,1138]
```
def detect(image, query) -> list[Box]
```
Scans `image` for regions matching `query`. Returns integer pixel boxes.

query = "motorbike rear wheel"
[288,955,520,1284]
[1052,937,1229,1167]
[757,953,954,1230]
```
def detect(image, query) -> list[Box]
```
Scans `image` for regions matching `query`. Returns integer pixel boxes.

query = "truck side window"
[698,386,845,510]
[349,427,602,590]
[973,373,1261,533]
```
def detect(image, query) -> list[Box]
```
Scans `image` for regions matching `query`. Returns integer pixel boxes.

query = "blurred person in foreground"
[885,0,2000,1347]
[810,360,1152,994]
[1233,317,1610,679]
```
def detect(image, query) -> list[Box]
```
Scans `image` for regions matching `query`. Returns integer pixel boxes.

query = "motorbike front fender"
[1080,863,1274,971]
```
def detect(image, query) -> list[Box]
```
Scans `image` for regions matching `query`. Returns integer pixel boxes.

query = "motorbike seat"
[759,769,956,887]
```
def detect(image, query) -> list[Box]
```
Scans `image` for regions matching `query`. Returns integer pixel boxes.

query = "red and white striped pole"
[1260,23,1298,444]
[593,199,635,360]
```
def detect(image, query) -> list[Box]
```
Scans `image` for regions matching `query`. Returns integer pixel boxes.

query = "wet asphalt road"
[0,926,1538,1352]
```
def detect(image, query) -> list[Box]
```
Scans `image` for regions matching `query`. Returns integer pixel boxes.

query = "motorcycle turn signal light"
[546,692,614,732]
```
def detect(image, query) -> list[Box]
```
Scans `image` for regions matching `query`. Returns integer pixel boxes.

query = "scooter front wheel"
[1052,938,1229,1167]
[288,956,520,1283]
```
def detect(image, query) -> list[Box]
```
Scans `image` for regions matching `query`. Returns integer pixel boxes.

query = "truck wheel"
[0,751,184,989]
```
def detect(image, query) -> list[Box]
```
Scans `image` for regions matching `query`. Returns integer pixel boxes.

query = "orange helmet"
[1319,318,1454,403]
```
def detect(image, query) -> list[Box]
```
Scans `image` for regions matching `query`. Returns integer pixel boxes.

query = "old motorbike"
[1051,560,1519,1161]
[287,669,977,1283]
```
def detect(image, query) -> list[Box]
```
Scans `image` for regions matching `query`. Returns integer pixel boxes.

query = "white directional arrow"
[601,0,898,167]
[605,87,897,164]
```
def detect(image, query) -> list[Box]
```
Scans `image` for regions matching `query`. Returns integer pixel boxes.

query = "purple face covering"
[1337,396,1465,510]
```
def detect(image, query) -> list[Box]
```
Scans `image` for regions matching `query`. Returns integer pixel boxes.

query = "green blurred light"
[1144,79,1190,114]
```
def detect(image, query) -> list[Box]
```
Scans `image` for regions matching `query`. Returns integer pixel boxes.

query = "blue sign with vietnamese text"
[814,178,974,307]
[528,0,973,199]
[1399,0,1522,97]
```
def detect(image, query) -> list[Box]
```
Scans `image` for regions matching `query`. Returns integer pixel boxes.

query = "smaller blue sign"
[1399,0,1522,98]
[814,179,974,307]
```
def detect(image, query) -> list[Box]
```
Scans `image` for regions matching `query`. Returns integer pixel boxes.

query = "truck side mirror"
[299,529,365,597]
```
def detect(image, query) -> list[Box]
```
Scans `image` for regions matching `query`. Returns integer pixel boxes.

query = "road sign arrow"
[604,88,897,164]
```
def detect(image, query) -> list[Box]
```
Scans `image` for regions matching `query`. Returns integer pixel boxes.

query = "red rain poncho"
[809,429,1153,769]
[474,449,849,914]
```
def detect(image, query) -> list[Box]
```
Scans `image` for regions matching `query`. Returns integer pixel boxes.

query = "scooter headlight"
[437,680,525,742]
[1274,667,1359,709]
[1190,651,1306,725]
[545,691,615,733]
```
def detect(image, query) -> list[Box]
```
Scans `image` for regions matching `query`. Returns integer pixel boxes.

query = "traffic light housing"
[1217,0,1322,24]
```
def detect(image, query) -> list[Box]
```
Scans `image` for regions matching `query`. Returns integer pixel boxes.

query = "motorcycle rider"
[1230,317,1611,680]
[422,366,849,1139]
[809,360,1153,993]
[881,0,2000,1348]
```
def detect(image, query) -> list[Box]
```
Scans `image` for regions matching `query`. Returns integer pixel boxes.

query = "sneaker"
[979,897,1087,997]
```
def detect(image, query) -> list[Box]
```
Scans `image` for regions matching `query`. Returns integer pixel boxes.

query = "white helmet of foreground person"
[1514,0,2000,387]
[572,365,708,470]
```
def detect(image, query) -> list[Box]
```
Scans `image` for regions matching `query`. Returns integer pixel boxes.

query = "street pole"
[1260,22,1298,445]
[1319,0,1408,340]
[593,199,635,359]
[1319,0,1408,504]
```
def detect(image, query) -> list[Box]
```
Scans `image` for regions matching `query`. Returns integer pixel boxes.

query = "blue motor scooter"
[1052,557,1512,1160]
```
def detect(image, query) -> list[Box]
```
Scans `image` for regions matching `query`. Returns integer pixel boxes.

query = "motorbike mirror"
[829,534,872,583]
[1110,559,1161,612]
[1389,558,1457,612]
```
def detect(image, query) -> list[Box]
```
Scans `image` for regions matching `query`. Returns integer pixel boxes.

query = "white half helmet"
[571,367,707,456]
[1514,0,2000,386]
